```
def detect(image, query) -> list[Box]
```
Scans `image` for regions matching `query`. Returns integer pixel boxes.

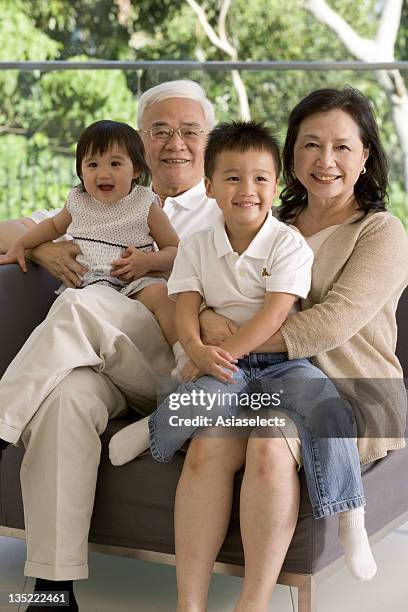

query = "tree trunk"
[304,0,408,191]
[392,94,408,192]
[378,70,408,191]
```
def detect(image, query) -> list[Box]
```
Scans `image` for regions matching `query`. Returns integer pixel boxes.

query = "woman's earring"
[360,166,367,175]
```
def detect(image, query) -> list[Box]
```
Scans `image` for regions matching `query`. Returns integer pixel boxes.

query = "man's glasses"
[140,126,208,142]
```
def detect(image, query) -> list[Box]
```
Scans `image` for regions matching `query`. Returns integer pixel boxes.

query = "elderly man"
[0,80,221,610]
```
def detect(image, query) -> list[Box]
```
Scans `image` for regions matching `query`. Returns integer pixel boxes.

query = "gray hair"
[137,79,216,129]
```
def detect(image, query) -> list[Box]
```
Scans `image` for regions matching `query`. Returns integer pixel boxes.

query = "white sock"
[109,417,150,466]
[171,341,190,382]
[338,507,377,581]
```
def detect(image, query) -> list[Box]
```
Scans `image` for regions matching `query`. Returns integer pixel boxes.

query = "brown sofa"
[1,262,407,612]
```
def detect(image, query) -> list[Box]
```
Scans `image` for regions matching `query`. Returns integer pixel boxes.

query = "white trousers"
[1,285,175,579]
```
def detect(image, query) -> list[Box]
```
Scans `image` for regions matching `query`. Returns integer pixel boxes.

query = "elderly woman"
[174,88,408,612]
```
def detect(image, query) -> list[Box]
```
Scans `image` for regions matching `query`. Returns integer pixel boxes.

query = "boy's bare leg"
[234,436,300,612]
[175,437,247,612]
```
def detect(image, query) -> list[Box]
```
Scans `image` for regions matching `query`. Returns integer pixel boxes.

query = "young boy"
[109,120,313,465]
[109,120,376,584]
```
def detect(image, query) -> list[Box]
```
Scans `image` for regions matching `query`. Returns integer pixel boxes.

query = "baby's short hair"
[204,120,281,179]
[76,120,150,187]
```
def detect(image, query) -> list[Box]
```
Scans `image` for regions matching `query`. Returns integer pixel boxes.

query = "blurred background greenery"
[0,0,407,224]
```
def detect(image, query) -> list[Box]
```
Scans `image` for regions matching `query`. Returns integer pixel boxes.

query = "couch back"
[0,263,407,378]
[0,263,58,377]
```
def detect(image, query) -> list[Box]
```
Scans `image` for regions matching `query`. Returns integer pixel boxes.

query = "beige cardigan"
[280,211,408,464]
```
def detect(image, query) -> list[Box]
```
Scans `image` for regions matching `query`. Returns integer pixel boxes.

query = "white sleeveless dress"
[57,185,165,296]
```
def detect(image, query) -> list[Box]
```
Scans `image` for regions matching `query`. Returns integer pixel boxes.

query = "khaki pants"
[22,368,127,580]
[0,285,175,443]
[1,285,175,579]
[2,285,301,579]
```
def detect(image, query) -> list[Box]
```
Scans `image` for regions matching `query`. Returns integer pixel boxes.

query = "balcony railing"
[1,60,407,223]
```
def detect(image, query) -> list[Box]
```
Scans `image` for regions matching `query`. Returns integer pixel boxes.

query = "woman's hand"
[188,344,238,384]
[254,329,287,353]
[0,242,27,272]
[30,241,87,288]
[199,309,238,346]
[111,246,150,282]
[179,360,202,383]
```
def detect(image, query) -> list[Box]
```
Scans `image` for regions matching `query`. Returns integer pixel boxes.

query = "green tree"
[0,0,138,217]
[0,0,406,223]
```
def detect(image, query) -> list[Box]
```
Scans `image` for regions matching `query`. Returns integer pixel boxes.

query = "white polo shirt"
[27,180,220,242]
[162,180,221,239]
[167,211,313,327]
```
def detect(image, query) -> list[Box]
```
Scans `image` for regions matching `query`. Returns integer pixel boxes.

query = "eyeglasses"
[140,126,208,142]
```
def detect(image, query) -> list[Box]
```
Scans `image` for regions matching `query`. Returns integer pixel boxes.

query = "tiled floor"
[1,522,407,611]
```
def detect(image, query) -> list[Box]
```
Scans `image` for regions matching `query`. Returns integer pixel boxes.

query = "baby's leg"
[132,283,177,346]
[132,283,191,380]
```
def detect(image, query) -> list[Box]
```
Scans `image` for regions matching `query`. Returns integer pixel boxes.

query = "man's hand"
[29,241,87,288]
[110,246,150,281]
[0,242,27,272]
[188,344,238,384]
[199,309,238,346]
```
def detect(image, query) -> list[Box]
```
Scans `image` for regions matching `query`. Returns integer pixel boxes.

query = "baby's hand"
[189,345,238,384]
[0,242,27,272]
[110,245,150,281]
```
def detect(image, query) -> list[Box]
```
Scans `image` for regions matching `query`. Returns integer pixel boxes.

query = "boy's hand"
[188,345,238,384]
[110,246,150,281]
[0,242,27,272]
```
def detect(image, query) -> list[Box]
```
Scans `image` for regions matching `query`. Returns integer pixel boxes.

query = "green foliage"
[395,0,408,60]
[389,182,408,230]
[0,0,406,225]
[0,134,75,219]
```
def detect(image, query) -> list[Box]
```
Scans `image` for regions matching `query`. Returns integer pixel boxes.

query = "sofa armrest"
[0,262,59,377]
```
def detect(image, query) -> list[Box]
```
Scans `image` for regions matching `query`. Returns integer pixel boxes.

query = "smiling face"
[294,108,369,204]
[205,148,278,235]
[139,97,207,196]
[81,143,139,204]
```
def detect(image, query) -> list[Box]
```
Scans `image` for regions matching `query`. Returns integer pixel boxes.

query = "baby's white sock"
[109,417,150,466]
[338,507,377,581]
[171,341,190,382]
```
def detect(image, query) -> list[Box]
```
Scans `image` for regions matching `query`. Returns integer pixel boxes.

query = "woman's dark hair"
[76,120,150,188]
[204,120,281,179]
[279,88,388,222]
